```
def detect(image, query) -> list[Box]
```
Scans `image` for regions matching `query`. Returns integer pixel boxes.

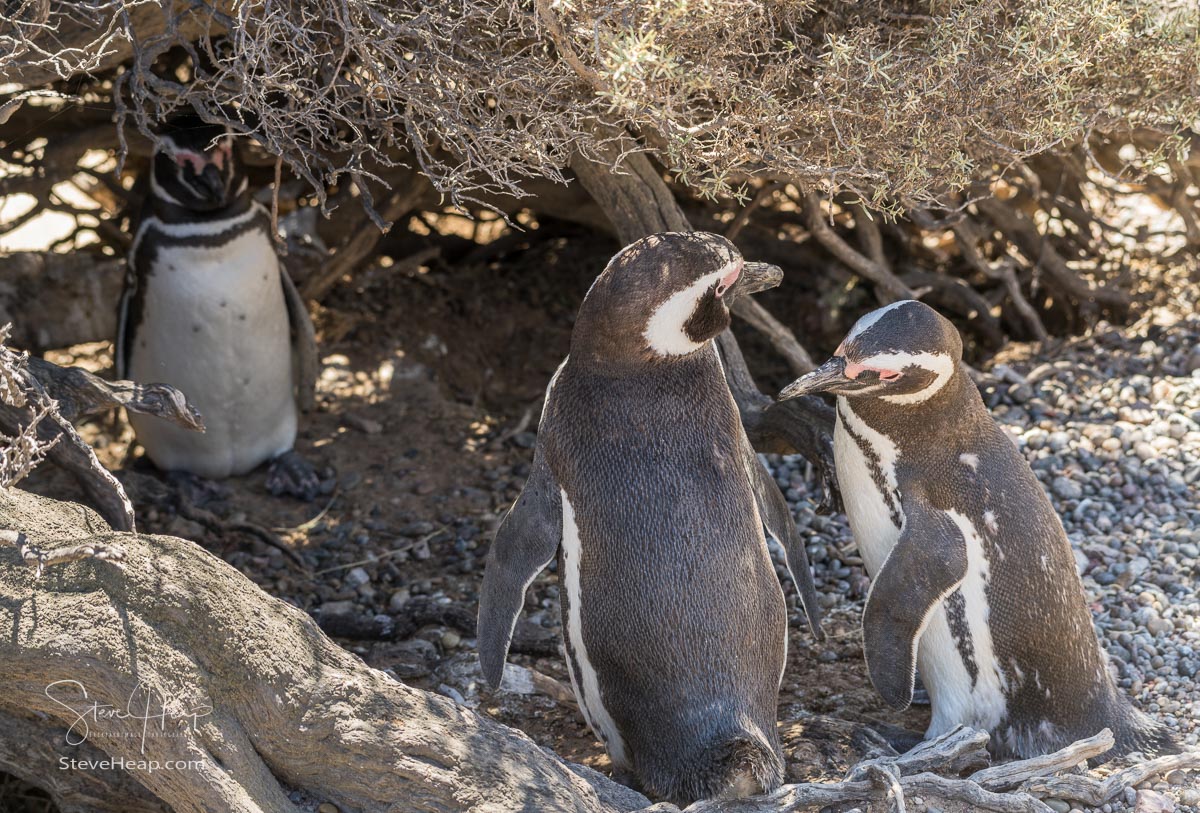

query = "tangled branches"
[0,1,1198,341]
[4,1,1199,213]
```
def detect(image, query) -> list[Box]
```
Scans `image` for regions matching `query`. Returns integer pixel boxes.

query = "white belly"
[835,399,1006,736]
[128,231,297,478]
[560,490,629,768]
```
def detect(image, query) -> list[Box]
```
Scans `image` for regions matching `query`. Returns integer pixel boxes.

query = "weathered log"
[0,708,169,813]
[0,344,202,532]
[0,252,124,352]
[968,729,1114,792]
[0,487,653,813]
[27,355,203,430]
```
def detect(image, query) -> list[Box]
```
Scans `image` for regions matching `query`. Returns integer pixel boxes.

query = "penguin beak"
[778,356,858,399]
[196,163,227,202]
[725,261,783,301]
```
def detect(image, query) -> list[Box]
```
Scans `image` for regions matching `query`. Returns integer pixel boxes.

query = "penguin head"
[573,232,782,363]
[778,300,962,405]
[151,115,246,211]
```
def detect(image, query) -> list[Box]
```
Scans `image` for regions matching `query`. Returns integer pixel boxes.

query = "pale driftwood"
[0,487,651,813]
[26,355,203,430]
[670,773,1051,813]
[0,528,125,577]
[846,725,991,781]
[0,348,203,532]
[1022,750,1200,806]
[968,728,1114,792]
[0,252,125,352]
[0,708,169,813]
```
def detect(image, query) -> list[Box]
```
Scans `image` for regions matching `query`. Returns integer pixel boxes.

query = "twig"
[312,526,446,576]
[272,489,339,534]
[969,729,1114,792]
[176,499,306,569]
[801,191,915,301]
[975,196,1129,311]
[1023,750,1200,806]
[949,217,1050,342]
[0,529,126,578]
[725,182,782,242]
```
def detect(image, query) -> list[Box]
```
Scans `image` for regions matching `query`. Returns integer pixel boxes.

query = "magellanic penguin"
[477,232,824,804]
[779,300,1176,759]
[117,114,320,499]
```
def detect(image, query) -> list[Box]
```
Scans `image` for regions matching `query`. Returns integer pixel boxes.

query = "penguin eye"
[714,282,728,298]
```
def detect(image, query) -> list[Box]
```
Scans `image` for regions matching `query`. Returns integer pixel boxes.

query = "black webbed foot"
[265,449,321,501]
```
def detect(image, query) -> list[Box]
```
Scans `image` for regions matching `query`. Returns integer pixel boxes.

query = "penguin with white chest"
[779,300,1175,759]
[117,115,320,499]
[477,232,824,804]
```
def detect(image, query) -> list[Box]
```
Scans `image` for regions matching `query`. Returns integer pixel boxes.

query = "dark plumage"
[781,300,1177,760]
[478,232,822,804]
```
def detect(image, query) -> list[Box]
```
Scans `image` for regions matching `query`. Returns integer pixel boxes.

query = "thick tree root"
[0,487,652,813]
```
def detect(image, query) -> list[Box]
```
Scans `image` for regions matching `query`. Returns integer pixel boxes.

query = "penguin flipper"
[863,501,968,710]
[477,448,562,689]
[280,265,318,412]
[742,439,824,639]
[115,277,134,380]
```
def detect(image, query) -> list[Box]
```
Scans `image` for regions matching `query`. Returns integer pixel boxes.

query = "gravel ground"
[765,312,1200,811]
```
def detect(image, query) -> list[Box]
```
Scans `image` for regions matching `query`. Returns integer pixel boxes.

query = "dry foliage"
[0,325,57,488]
[2,1,1198,211]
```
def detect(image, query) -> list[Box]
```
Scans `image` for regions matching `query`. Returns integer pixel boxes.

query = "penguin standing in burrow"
[778,299,1175,759]
[117,114,320,499]
[477,232,823,804]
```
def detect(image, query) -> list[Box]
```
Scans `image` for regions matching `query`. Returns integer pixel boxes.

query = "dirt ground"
[14,213,944,796]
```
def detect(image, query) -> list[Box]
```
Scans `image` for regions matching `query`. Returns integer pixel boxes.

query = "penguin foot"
[165,470,231,508]
[266,450,321,501]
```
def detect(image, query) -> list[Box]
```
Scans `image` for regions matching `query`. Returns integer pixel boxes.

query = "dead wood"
[317,595,561,659]
[0,487,653,813]
[974,197,1130,314]
[26,355,203,430]
[0,341,202,533]
[0,252,124,352]
[0,708,169,813]
[300,167,433,300]
[968,729,1114,792]
[801,192,916,302]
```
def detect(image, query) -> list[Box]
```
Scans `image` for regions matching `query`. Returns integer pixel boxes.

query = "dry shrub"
[2,0,1197,211]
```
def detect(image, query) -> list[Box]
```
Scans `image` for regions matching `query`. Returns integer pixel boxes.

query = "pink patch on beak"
[715,261,742,298]
[845,362,901,380]
[175,150,209,174]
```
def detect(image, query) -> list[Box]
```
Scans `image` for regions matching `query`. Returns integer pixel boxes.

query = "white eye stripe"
[643,260,738,356]
[854,350,954,404]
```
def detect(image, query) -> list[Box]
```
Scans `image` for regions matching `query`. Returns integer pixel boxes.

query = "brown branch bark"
[974,197,1130,312]
[0,487,652,813]
[802,192,916,301]
[301,167,432,300]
